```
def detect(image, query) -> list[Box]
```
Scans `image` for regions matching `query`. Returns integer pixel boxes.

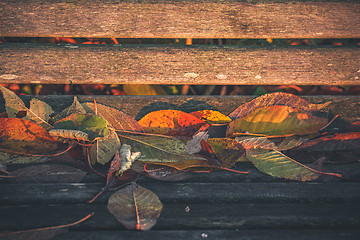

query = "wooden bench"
[0,0,360,239]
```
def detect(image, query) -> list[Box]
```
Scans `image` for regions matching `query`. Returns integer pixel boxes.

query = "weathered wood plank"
[12,95,359,122]
[0,182,359,204]
[1,203,359,230]
[1,0,359,38]
[1,44,359,85]
[50,229,360,240]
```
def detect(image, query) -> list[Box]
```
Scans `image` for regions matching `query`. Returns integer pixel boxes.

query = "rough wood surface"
[1,0,359,38]
[1,44,359,85]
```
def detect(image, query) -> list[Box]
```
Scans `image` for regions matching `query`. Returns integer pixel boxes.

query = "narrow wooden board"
[0,182,359,204]
[1,44,359,85]
[1,203,359,230]
[1,0,359,38]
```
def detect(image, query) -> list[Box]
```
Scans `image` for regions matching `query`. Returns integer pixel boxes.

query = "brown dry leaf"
[84,102,143,132]
[10,164,86,183]
[229,92,331,119]
[107,183,163,231]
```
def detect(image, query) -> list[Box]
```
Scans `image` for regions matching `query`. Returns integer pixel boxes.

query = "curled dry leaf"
[246,148,341,181]
[190,110,231,124]
[107,183,163,231]
[117,144,141,176]
[229,92,331,119]
[138,110,206,136]
[0,118,67,156]
[53,96,86,122]
[89,130,121,165]
[84,102,143,132]
[10,164,86,183]
[227,105,328,137]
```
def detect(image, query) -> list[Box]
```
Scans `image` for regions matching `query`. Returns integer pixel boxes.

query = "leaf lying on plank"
[185,131,209,154]
[118,132,206,163]
[0,118,69,156]
[190,110,231,124]
[107,183,162,231]
[0,85,52,130]
[246,148,342,181]
[0,152,48,165]
[89,130,121,165]
[84,102,143,132]
[138,109,207,136]
[206,138,247,167]
[236,135,304,151]
[229,92,331,119]
[53,96,86,122]
[0,213,94,240]
[50,113,109,141]
[9,164,86,183]
[227,105,328,137]
[143,163,193,181]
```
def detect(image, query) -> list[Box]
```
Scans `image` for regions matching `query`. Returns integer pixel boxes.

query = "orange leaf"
[0,118,65,155]
[138,110,206,136]
[190,110,231,124]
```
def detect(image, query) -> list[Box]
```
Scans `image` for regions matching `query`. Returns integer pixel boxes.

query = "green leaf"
[89,130,121,165]
[52,113,109,141]
[107,183,163,231]
[246,148,340,181]
[207,138,246,167]
[118,132,205,163]
[227,105,328,137]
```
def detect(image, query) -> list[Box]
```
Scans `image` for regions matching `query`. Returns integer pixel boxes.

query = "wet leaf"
[89,130,121,165]
[0,86,52,129]
[0,118,66,156]
[51,113,109,141]
[118,132,206,164]
[84,102,143,132]
[246,148,341,181]
[190,110,231,124]
[107,183,163,231]
[10,164,86,183]
[138,110,206,136]
[207,138,247,167]
[229,92,331,119]
[227,105,328,137]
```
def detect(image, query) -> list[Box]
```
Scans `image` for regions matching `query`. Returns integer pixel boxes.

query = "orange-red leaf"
[138,110,206,136]
[0,118,63,155]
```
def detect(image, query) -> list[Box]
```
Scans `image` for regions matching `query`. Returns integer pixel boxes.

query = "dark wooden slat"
[50,229,360,240]
[0,182,359,204]
[0,0,359,38]
[1,44,359,85]
[15,95,359,122]
[1,203,359,230]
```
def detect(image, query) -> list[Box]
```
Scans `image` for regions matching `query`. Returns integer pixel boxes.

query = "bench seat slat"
[1,0,359,39]
[1,44,359,85]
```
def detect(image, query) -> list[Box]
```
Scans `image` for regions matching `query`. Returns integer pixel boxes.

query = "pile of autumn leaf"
[1,85,360,232]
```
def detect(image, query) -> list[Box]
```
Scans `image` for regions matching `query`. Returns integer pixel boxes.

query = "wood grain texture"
[1,0,359,38]
[1,44,359,85]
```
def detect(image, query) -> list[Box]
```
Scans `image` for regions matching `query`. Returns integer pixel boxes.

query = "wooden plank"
[1,44,359,85]
[0,0,359,38]
[51,230,360,240]
[1,203,359,230]
[0,182,359,204]
[12,95,359,122]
